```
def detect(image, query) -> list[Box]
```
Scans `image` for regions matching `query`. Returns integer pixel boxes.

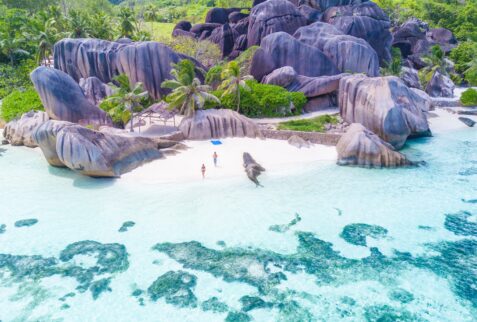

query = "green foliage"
[162,59,219,117]
[211,80,306,118]
[450,42,477,74]
[0,59,36,98]
[165,36,222,69]
[460,88,477,107]
[1,87,44,122]
[205,64,224,89]
[235,46,259,75]
[100,74,150,129]
[277,115,338,132]
[381,47,402,76]
[219,60,254,112]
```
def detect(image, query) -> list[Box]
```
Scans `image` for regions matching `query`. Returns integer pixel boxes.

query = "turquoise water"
[0,128,476,322]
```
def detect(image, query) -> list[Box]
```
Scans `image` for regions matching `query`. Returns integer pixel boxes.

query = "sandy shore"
[122,137,337,184]
[429,108,477,134]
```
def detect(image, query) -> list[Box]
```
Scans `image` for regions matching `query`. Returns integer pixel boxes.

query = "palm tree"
[102,74,150,132]
[90,12,115,40]
[144,4,158,36]
[161,60,220,117]
[67,10,91,38]
[0,36,29,66]
[219,61,254,113]
[118,7,136,39]
[35,19,59,66]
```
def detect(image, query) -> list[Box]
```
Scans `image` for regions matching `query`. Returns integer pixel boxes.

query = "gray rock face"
[32,120,75,167]
[458,117,476,128]
[263,66,348,98]
[209,23,239,58]
[205,7,241,24]
[179,109,261,140]
[294,22,379,76]
[337,123,411,168]
[243,152,265,186]
[54,38,203,100]
[410,88,432,112]
[31,67,112,126]
[400,67,421,89]
[55,125,163,177]
[79,77,113,106]
[247,0,307,47]
[312,0,369,10]
[250,32,339,81]
[3,111,49,147]
[339,75,431,149]
[425,70,455,98]
[288,135,311,149]
[322,2,392,65]
[298,5,322,24]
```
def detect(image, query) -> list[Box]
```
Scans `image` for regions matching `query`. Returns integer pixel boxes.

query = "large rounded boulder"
[339,75,431,149]
[179,109,261,140]
[250,32,339,81]
[79,76,112,106]
[247,0,307,47]
[31,67,112,126]
[337,123,411,168]
[3,111,49,147]
[32,120,75,167]
[294,22,379,76]
[425,70,455,98]
[322,2,392,65]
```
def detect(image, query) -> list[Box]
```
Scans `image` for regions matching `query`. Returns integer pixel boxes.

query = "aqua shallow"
[0,129,476,322]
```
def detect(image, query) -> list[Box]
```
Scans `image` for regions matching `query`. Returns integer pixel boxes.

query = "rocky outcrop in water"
[3,111,49,147]
[31,67,112,126]
[243,152,265,186]
[425,70,455,98]
[339,75,431,149]
[54,38,203,100]
[55,126,163,177]
[178,109,261,140]
[250,32,339,81]
[247,0,306,47]
[32,120,75,167]
[294,22,379,76]
[322,2,392,65]
[336,123,411,167]
[79,77,113,106]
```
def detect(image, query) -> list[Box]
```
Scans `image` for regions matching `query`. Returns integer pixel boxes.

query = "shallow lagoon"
[0,127,476,321]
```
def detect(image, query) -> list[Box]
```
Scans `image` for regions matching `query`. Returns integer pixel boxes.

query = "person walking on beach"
[213,152,218,167]
[201,164,206,179]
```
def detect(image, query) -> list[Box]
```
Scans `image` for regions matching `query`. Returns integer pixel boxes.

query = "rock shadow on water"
[47,166,117,190]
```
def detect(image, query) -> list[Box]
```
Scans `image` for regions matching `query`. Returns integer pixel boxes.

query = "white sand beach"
[429,108,477,134]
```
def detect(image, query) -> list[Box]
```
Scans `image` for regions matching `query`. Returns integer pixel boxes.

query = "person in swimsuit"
[213,152,218,167]
[201,164,206,179]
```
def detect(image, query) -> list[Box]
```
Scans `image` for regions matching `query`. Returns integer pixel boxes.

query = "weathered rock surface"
[32,120,75,167]
[229,11,248,24]
[400,67,421,89]
[179,109,260,140]
[79,76,112,106]
[288,135,311,149]
[247,0,306,47]
[205,7,241,24]
[3,111,49,147]
[54,38,203,100]
[209,23,239,57]
[243,152,265,186]
[339,75,431,149]
[337,123,411,168]
[322,2,392,65]
[56,125,163,177]
[458,117,476,128]
[263,66,347,98]
[313,0,369,10]
[425,70,455,98]
[294,22,379,76]
[250,32,339,81]
[298,5,322,24]
[31,67,112,126]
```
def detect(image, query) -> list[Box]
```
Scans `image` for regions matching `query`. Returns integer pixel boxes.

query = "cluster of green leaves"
[0,87,43,122]
[165,36,222,68]
[460,88,477,107]
[277,115,339,133]
[381,47,403,76]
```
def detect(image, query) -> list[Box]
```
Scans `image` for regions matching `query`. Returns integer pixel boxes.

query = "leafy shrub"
[205,64,224,89]
[460,88,477,107]
[381,47,402,76]
[0,87,43,122]
[209,80,306,118]
[450,42,477,74]
[235,46,259,75]
[277,115,339,132]
[165,36,222,68]
[0,60,36,99]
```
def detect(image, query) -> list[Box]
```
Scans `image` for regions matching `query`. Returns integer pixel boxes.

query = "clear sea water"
[0,127,476,322]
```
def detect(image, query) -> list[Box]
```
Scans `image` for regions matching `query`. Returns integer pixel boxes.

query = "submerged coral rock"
[339,75,431,149]
[247,0,306,47]
[179,109,261,140]
[322,2,392,64]
[54,38,203,100]
[118,221,136,233]
[79,76,113,106]
[14,218,38,228]
[55,126,163,177]
[336,123,411,168]
[201,297,229,313]
[31,67,112,126]
[147,270,198,308]
[32,120,75,167]
[3,111,49,147]
[340,223,388,246]
[294,22,379,76]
